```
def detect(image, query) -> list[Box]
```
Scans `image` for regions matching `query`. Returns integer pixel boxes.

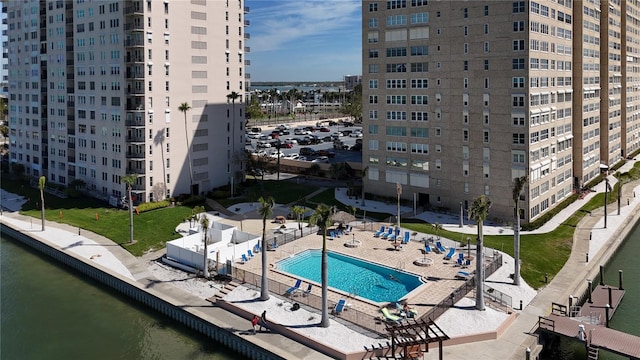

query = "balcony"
[126,71,144,79]
[244,6,250,13]
[126,103,145,111]
[245,59,251,66]
[125,117,145,127]
[126,167,146,175]
[126,151,145,159]
[124,6,144,15]
[125,134,145,143]
[244,19,250,26]
[244,33,250,40]
[244,46,251,53]
[125,38,144,47]
[124,23,144,31]
[126,88,145,95]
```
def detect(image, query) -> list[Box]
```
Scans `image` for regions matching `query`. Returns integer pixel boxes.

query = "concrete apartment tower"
[362,0,640,223]
[6,0,249,204]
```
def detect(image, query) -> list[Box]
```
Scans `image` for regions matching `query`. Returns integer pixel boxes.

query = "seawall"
[0,221,284,360]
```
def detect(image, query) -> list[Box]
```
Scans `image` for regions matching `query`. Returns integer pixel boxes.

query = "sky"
[247,0,362,82]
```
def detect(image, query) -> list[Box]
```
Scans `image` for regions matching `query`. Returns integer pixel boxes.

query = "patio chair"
[443,247,456,260]
[424,244,432,254]
[374,226,386,237]
[332,299,347,315]
[381,228,393,239]
[458,253,464,261]
[436,241,446,253]
[241,254,249,263]
[402,231,410,244]
[456,258,464,266]
[455,271,470,280]
[302,283,313,296]
[380,307,402,323]
[329,230,336,239]
[463,259,472,268]
[336,229,343,238]
[285,279,302,296]
[248,249,254,258]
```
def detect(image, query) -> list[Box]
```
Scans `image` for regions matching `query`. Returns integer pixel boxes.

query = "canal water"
[543,222,640,360]
[0,236,240,360]
[2,218,639,360]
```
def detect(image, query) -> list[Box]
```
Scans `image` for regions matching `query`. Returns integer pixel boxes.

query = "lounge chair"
[285,279,302,296]
[463,259,472,268]
[455,271,470,280]
[241,254,249,263]
[336,229,343,238]
[248,249,254,258]
[253,244,260,253]
[458,253,464,261]
[456,258,464,266]
[436,241,446,253]
[403,231,410,244]
[374,226,385,237]
[381,228,393,239]
[269,242,279,250]
[302,283,313,296]
[333,299,346,315]
[424,244,432,253]
[444,247,456,260]
[389,233,398,242]
[329,230,336,239]
[380,307,402,323]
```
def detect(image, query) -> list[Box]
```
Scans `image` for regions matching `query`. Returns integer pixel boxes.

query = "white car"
[256,141,272,148]
[349,131,363,138]
[285,138,298,145]
[297,156,308,161]
[251,150,267,157]
[332,132,344,138]
[294,128,310,135]
[283,153,300,160]
[269,152,285,158]
[278,124,292,130]
[247,131,262,139]
[311,156,330,163]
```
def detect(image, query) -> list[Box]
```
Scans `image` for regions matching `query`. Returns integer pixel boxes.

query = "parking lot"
[246,119,363,164]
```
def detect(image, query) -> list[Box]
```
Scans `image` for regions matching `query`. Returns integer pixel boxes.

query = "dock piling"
[618,270,623,290]
[587,280,592,303]
[599,266,605,286]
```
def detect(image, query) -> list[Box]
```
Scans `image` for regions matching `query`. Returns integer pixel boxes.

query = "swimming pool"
[275,249,424,303]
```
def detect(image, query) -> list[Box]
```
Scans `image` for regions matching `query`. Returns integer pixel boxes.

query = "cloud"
[248,0,361,53]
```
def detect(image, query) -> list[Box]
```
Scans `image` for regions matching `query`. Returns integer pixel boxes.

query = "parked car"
[247,131,262,139]
[278,124,292,130]
[297,156,308,161]
[319,127,331,132]
[259,134,271,141]
[256,141,272,148]
[285,138,298,145]
[297,138,311,145]
[350,143,362,151]
[294,128,310,135]
[283,153,300,160]
[280,142,294,148]
[331,132,344,139]
[349,131,363,138]
[312,156,330,163]
[251,127,262,133]
[341,130,353,137]
[316,149,336,158]
[322,136,333,142]
[269,152,285,158]
[299,147,317,156]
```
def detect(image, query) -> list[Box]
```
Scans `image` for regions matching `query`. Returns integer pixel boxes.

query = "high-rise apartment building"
[6,0,248,204]
[362,0,640,223]
[1,3,8,97]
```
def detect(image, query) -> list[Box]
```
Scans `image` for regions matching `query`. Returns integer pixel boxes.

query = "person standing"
[259,310,267,331]
[251,315,259,334]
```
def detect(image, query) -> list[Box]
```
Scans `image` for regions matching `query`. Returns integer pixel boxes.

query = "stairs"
[587,344,599,360]
[207,281,240,303]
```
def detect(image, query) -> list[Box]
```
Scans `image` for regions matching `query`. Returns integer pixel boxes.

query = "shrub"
[210,190,230,199]
[181,195,206,207]
[137,200,170,213]
[521,193,578,231]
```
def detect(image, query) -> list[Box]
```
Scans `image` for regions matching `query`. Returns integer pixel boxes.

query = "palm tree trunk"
[260,218,270,300]
[128,186,134,243]
[321,234,329,327]
[184,114,194,195]
[475,222,485,310]
[514,207,521,286]
[203,229,209,278]
[40,189,45,231]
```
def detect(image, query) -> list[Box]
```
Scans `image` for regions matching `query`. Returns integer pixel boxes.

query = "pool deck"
[233,226,493,323]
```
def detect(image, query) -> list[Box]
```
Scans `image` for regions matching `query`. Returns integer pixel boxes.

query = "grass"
[217,180,319,207]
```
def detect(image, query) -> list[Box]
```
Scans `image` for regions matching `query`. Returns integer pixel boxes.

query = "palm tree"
[38,176,46,231]
[258,196,275,301]
[121,174,138,244]
[290,205,306,232]
[433,222,443,240]
[469,194,492,311]
[512,175,528,286]
[227,91,240,196]
[199,213,210,278]
[178,102,194,195]
[360,166,368,206]
[309,203,334,327]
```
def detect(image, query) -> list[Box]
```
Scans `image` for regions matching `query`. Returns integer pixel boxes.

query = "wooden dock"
[538,285,640,359]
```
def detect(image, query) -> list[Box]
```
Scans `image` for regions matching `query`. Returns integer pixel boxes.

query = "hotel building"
[6,0,248,203]
[362,0,640,223]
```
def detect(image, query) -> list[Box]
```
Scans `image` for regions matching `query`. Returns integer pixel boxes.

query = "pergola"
[384,319,450,360]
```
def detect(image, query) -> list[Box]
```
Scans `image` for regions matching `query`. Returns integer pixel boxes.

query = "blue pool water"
[275,250,423,303]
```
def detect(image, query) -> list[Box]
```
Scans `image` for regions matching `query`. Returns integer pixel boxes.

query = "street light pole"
[396,183,402,231]
[276,139,281,180]
[604,177,610,228]
[459,202,464,228]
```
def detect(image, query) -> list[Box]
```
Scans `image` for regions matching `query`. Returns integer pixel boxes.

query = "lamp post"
[459,202,464,228]
[604,177,611,228]
[276,138,282,180]
[396,183,402,231]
